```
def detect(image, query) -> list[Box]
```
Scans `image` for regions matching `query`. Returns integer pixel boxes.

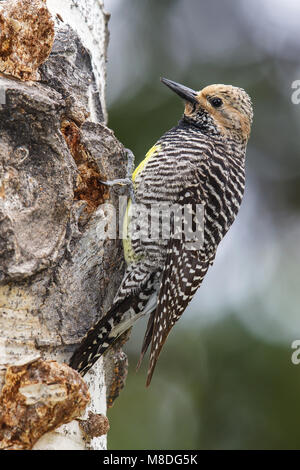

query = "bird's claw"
[99,178,132,187]
[99,148,136,203]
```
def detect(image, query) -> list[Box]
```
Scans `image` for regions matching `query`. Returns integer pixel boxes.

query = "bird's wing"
[145,181,212,386]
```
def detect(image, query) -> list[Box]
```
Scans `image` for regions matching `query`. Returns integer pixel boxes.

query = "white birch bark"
[0,0,127,450]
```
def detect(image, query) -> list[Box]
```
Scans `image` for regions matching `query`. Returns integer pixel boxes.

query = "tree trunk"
[0,0,128,450]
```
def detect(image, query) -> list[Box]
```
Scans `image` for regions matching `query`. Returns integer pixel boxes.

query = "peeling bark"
[0,358,90,450]
[0,0,128,450]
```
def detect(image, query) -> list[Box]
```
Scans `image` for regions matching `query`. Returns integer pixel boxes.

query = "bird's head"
[161,78,253,144]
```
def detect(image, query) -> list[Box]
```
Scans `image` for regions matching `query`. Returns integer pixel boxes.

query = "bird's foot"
[100,178,132,187]
[99,148,136,203]
[125,147,135,178]
[99,178,135,203]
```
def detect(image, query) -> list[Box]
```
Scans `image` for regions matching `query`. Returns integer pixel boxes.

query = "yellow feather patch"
[132,144,161,183]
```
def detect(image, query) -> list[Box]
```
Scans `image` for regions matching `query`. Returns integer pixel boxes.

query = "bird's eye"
[210,97,223,108]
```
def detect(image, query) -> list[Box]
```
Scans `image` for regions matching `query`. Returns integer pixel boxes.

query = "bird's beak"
[160,77,198,104]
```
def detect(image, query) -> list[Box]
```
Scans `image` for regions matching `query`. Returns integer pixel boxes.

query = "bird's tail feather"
[69,285,158,376]
[69,295,137,376]
[136,313,154,372]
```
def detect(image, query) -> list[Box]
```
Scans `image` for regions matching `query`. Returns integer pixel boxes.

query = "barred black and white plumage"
[70,78,253,386]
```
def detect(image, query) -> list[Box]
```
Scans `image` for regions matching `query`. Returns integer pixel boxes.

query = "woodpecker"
[70,77,253,386]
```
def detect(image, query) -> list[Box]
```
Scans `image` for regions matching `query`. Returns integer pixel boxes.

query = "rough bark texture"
[0,0,55,81]
[0,358,90,450]
[0,0,128,450]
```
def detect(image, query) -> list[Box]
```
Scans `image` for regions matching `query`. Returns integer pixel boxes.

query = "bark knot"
[78,410,110,439]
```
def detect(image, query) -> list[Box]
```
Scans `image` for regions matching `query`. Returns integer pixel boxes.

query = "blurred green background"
[105,0,300,449]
